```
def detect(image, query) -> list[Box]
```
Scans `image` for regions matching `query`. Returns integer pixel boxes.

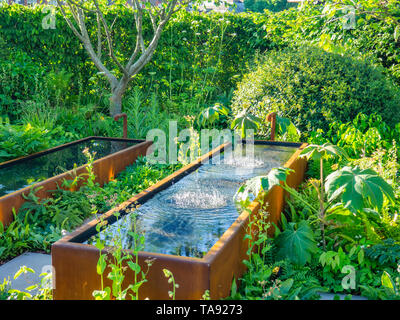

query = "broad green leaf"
[279,278,294,295]
[358,249,364,265]
[96,255,107,275]
[395,25,400,42]
[325,166,395,213]
[235,167,293,203]
[231,112,261,138]
[198,104,229,127]
[127,261,141,274]
[275,220,318,266]
[276,115,300,138]
[261,167,294,191]
[300,143,348,161]
[381,271,395,294]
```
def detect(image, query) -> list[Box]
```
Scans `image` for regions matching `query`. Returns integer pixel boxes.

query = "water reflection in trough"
[0,139,136,197]
[87,144,296,258]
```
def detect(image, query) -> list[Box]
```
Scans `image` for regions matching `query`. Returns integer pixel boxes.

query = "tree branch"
[92,0,128,77]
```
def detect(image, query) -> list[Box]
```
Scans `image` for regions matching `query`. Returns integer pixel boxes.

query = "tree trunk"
[110,88,124,117]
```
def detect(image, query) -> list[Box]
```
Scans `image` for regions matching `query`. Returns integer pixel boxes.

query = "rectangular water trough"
[51,140,307,300]
[0,137,152,226]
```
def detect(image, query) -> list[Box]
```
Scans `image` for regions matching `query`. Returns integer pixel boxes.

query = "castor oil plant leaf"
[325,166,395,213]
[275,220,318,266]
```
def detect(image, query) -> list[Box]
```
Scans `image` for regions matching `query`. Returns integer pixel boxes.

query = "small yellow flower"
[272,266,280,275]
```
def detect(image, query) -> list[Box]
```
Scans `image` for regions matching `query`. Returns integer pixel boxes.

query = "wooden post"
[266,112,277,141]
[113,113,128,139]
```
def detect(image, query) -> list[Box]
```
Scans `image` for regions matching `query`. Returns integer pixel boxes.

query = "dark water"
[87,144,296,258]
[0,139,136,197]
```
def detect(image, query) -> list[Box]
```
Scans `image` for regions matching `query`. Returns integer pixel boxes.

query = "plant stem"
[320,157,326,250]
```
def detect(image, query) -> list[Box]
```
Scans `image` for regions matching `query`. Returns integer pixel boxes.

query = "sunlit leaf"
[325,166,395,212]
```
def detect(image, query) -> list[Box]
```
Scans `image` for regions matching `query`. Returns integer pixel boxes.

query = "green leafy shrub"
[0,47,46,117]
[309,113,400,159]
[0,121,64,162]
[244,0,297,13]
[231,46,400,133]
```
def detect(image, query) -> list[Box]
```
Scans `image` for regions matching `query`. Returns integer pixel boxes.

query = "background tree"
[56,0,189,116]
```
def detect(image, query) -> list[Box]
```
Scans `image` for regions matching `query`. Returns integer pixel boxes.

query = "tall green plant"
[299,143,348,249]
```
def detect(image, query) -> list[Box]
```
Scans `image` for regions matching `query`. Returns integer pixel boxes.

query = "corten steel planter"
[52,141,308,300]
[0,137,152,226]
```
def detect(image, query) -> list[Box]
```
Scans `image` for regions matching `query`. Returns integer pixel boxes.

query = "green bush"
[231,46,400,134]
[0,121,64,162]
[0,46,46,117]
[244,0,297,13]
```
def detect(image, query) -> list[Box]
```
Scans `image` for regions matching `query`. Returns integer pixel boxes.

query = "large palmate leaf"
[275,220,318,266]
[299,142,348,161]
[325,166,396,213]
[231,112,261,138]
[235,167,293,203]
[198,103,229,127]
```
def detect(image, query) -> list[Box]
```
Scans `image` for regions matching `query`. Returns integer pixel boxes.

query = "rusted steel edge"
[52,140,307,300]
[0,136,145,169]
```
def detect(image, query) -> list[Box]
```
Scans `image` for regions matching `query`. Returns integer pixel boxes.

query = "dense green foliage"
[231,46,400,133]
[233,112,400,300]
[244,0,296,13]
[0,5,275,118]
